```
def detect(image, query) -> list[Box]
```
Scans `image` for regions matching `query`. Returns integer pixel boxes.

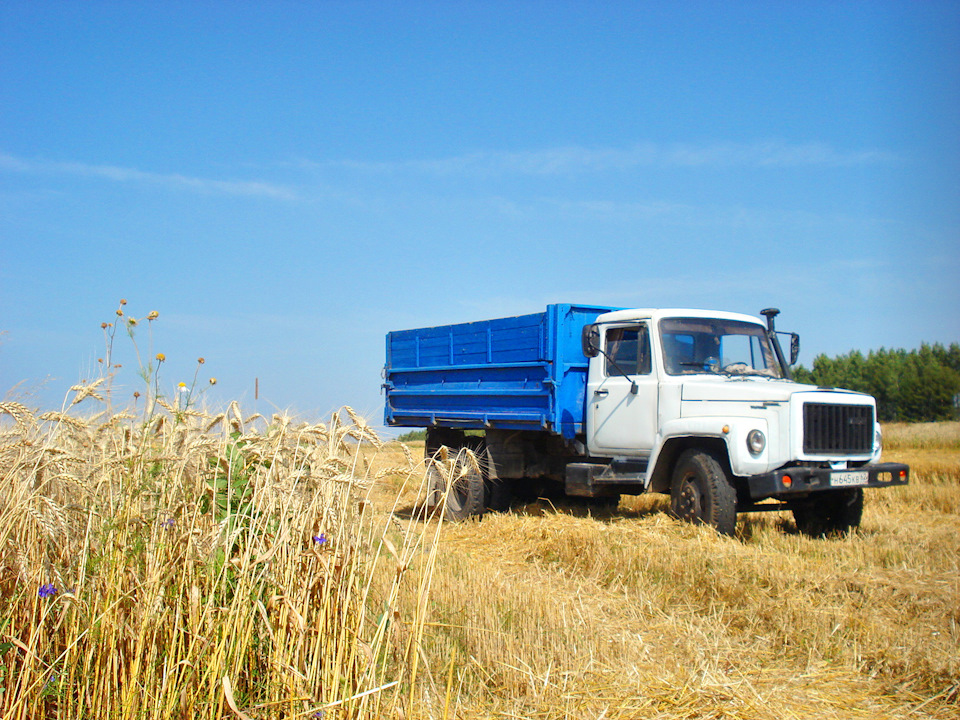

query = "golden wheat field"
[367,425,960,720]
[1,390,958,719]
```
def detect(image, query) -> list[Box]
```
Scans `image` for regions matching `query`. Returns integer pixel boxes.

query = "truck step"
[565,460,648,497]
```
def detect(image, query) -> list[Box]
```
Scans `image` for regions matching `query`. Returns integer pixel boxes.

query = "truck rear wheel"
[669,449,737,536]
[426,440,487,522]
[791,488,863,537]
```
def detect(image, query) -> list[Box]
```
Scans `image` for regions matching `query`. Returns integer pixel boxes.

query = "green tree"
[794,343,960,422]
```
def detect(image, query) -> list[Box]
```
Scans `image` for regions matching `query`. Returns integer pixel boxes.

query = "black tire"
[792,488,863,537]
[424,461,445,517]
[426,440,487,521]
[670,449,737,535]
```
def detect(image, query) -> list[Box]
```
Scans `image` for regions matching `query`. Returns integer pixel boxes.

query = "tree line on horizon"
[793,342,960,423]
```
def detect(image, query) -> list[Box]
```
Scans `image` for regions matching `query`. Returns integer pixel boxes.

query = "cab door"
[587,322,659,456]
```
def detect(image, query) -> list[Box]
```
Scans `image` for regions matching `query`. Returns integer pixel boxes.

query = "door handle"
[593,389,609,397]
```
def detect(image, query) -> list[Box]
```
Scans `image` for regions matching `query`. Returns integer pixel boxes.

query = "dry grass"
[367,424,960,719]
[883,421,960,451]
[4,393,958,719]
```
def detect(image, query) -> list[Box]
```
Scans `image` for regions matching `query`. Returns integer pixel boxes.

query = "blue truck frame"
[383,304,619,439]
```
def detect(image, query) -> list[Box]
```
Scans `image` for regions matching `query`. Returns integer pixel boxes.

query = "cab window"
[659,317,781,377]
[605,324,651,376]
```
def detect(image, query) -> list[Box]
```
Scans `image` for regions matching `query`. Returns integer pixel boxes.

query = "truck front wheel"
[791,488,863,537]
[669,449,737,536]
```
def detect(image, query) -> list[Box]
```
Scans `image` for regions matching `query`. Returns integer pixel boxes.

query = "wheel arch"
[648,435,730,494]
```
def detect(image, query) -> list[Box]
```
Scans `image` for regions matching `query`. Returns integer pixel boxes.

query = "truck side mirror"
[790,333,800,365]
[581,324,600,358]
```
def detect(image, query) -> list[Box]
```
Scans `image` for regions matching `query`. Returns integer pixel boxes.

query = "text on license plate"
[830,470,868,487]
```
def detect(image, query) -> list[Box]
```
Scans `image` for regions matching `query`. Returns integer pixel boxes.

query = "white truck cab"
[576,308,907,534]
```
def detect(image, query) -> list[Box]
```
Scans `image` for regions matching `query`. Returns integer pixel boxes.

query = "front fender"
[648,417,773,486]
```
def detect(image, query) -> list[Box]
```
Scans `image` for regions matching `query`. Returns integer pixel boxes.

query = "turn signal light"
[782,475,793,488]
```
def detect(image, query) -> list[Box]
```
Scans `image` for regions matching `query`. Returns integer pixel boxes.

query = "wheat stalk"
[68,378,106,406]
[0,401,36,433]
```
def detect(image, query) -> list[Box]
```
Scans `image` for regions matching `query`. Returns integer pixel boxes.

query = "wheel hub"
[678,478,702,518]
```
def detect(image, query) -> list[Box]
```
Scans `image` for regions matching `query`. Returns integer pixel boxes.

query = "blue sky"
[2,1,958,427]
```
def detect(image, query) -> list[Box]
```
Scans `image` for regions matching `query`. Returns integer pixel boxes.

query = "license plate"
[830,470,868,487]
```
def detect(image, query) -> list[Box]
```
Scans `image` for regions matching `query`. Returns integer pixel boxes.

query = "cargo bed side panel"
[384,304,618,438]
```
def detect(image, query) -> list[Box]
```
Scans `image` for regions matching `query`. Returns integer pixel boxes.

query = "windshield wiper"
[718,366,779,379]
[677,362,716,374]
[677,362,778,379]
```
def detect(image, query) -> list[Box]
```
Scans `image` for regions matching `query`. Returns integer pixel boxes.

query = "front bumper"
[747,462,909,501]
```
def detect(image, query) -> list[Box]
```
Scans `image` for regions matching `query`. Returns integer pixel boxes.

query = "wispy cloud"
[301,140,897,178]
[3,140,893,199]
[650,141,896,169]
[0,152,298,200]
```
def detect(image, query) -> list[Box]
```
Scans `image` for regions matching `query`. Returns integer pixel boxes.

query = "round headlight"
[747,429,766,455]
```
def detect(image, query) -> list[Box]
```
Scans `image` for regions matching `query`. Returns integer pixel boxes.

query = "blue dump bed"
[384,304,618,439]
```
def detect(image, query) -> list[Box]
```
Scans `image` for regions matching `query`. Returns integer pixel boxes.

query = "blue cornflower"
[38,583,57,598]
[312,533,327,545]
[161,517,175,529]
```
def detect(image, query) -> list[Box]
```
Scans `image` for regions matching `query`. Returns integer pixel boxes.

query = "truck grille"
[803,403,874,454]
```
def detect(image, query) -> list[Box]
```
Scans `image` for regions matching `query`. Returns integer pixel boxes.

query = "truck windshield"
[660,317,782,378]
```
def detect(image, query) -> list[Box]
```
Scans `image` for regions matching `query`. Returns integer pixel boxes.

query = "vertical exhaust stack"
[760,308,791,379]
[760,307,780,333]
